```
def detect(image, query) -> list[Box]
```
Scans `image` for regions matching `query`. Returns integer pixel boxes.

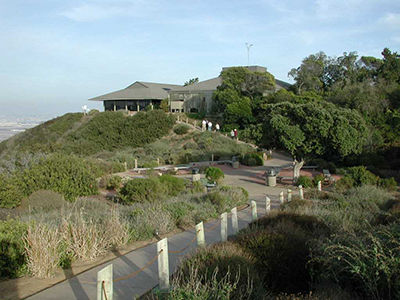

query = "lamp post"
[245,43,253,66]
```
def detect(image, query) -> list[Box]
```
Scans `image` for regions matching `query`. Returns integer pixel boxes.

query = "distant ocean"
[0,115,49,142]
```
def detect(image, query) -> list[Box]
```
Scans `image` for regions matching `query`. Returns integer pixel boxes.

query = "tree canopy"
[213,67,275,129]
[184,77,199,86]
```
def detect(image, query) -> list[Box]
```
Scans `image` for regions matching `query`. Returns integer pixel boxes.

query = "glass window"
[115,100,125,110]
[104,101,114,111]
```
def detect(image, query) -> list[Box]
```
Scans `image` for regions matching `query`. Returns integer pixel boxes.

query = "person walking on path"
[215,123,220,132]
[208,121,213,131]
[230,130,234,139]
[202,120,206,131]
[234,129,238,140]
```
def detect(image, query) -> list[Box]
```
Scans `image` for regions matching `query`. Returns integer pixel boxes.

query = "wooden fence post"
[195,222,205,247]
[279,192,284,204]
[287,189,292,202]
[265,196,271,215]
[221,212,228,242]
[299,185,304,200]
[134,159,138,169]
[97,264,113,300]
[231,207,238,235]
[157,158,160,165]
[211,154,214,162]
[251,200,257,221]
[157,238,170,292]
[317,181,322,192]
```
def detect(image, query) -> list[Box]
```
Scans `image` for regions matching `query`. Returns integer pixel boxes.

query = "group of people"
[201,120,220,132]
[230,129,238,140]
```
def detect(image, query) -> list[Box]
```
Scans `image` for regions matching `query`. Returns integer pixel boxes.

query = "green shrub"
[88,109,99,116]
[205,192,226,212]
[205,167,224,184]
[296,176,313,188]
[313,174,325,187]
[191,181,204,193]
[106,175,122,190]
[335,176,355,192]
[378,177,397,191]
[346,166,378,186]
[16,153,98,202]
[164,202,195,227]
[174,124,190,135]
[158,175,187,196]
[0,174,24,208]
[240,153,264,166]
[174,242,265,299]
[315,225,400,299]
[21,190,65,212]
[0,220,27,278]
[118,177,166,204]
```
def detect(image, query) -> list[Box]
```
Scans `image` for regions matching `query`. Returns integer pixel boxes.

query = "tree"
[184,77,199,86]
[262,102,367,182]
[160,98,169,112]
[213,67,275,129]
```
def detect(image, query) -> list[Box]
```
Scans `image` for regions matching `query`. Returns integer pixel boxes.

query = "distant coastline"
[0,115,50,142]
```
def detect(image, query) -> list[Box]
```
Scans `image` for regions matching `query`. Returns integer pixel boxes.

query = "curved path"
[25,152,294,300]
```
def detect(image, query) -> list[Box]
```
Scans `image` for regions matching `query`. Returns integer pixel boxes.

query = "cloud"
[61,1,157,22]
[380,13,400,28]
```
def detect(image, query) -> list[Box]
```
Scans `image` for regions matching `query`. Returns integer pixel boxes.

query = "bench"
[277,176,294,182]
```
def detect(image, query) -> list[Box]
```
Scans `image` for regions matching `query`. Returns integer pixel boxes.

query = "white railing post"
[134,159,138,169]
[195,222,205,247]
[265,196,271,215]
[221,212,228,242]
[231,207,238,235]
[279,191,284,204]
[157,158,160,165]
[97,264,113,300]
[287,189,292,202]
[251,200,257,221]
[157,238,170,292]
[317,181,322,192]
[299,185,304,200]
[211,154,214,162]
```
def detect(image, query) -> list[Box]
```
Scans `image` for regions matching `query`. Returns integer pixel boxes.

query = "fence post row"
[231,207,238,235]
[97,264,113,300]
[196,222,205,247]
[221,212,228,242]
[265,196,271,215]
[157,238,170,292]
[251,200,257,221]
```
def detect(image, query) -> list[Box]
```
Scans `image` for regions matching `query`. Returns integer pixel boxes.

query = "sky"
[0,0,399,117]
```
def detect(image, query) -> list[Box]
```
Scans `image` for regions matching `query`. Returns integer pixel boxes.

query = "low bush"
[118,177,166,204]
[334,176,355,193]
[174,124,190,135]
[205,192,226,212]
[16,153,99,202]
[205,167,225,184]
[314,225,400,299]
[164,202,195,227]
[174,242,266,299]
[296,175,313,188]
[21,190,65,212]
[378,177,397,191]
[0,220,27,278]
[158,175,187,196]
[240,153,264,166]
[0,174,24,208]
[346,166,378,187]
[313,174,325,187]
[106,175,122,190]
[88,109,99,116]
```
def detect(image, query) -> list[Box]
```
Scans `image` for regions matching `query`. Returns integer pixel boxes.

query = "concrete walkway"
[26,152,293,300]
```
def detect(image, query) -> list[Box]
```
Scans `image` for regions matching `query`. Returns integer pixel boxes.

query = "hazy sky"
[1,0,399,117]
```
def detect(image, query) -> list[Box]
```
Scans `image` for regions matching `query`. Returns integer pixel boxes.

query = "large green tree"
[262,102,367,182]
[213,67,275,129]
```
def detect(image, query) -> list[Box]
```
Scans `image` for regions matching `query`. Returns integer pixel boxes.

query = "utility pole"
[245,43,253,66]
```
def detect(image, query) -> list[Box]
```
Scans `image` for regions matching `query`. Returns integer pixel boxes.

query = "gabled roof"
[169,76,291,93]
[88,81,182,101]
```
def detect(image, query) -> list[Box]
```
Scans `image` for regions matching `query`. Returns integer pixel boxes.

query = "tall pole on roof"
[245,43,253,67]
